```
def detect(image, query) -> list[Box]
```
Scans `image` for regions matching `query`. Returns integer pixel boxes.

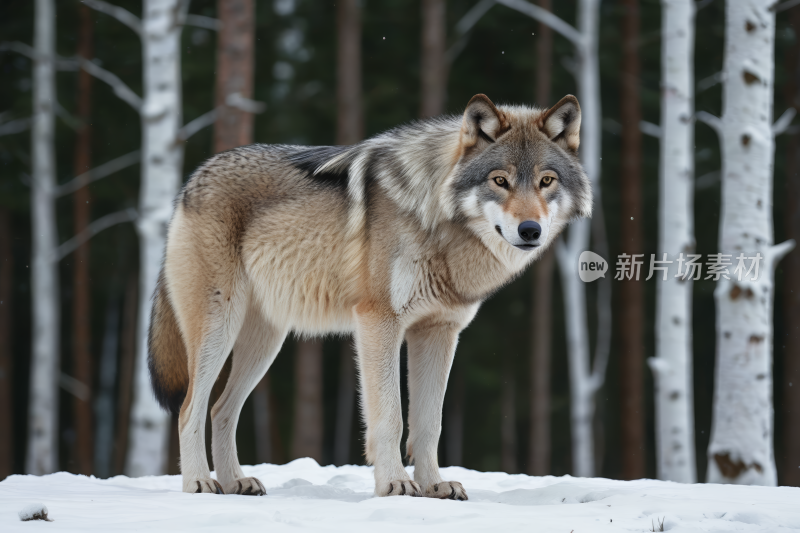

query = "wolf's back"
[148,269,189,415]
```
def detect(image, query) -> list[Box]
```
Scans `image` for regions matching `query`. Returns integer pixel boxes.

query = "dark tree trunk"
[337,0,363,145]
[783,5,800,488]
[619,0,645,480]
[72,2,94,476]
[253,373,273,464]
[0,208,12,479]
[292,340,323,462]
[420,0,446,118]
[214,0,255,152]
[444,364,464,466]
[334,341,356,465]
[113,271,137,475]
[331,0,363,467]
[501,357,517,473]
[528,0,554,478]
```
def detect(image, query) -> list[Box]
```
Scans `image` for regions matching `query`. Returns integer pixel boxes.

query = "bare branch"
[60,373,91,401]
[79,58,142,112]
[53,208,137,262]
[82,0,142,35]
[695,170,720,190]
[446,0,496,64]
[695,111,723,137]
[495,0,583,45]
[179,96,266,142]
[0,41,78,70]
[697,71,724,92]
[226,92,267,113]
[455,0,496,34]
[184,14,222,31]
[178,109,217,142]
[772,0,800,12]
[640,120,662,138]
[55,150,141,197]
[55,101,82,131]
[0,117,32,137]
[772,107,797,136]
[767,239,797,269]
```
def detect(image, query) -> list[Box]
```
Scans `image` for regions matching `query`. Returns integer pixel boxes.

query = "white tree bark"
[705,0,794,486]
[648,0,697,483]
[26,0,60,476]
[499,0,604,478]
[126,0,188,477]
[553,0,602,479]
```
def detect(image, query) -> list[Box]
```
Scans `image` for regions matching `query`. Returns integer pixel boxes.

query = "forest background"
[0,0,798,486]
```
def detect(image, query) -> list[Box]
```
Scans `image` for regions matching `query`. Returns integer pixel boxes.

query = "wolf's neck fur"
[316,116,464,231]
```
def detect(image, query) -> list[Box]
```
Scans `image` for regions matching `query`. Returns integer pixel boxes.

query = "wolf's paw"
[427,481,468,501]
[187,478,225,494]
[225,477,266,496]
[379,479,422,497]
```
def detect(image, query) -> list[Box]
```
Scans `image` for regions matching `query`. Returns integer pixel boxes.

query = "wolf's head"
[450,94,592,256]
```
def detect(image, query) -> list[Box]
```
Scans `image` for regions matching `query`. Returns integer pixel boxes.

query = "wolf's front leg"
[405,321,468,501]
[355,305,421,497]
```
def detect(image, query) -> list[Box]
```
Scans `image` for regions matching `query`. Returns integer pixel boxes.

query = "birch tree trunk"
[126,0,188,477]
[781,4,800,488]
[529,0,554,477]
[705,0,793,486]
[648,0,697,484]
[27,0,60,476]
[72,2,95,476]
[0,208,13,479]
[618,0,645,480]
[554,0,602,479]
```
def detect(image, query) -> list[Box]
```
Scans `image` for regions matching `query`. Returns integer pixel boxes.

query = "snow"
[2,458,799,532]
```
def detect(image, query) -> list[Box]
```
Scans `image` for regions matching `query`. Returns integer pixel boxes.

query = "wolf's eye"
[541,175,554,187]
[493,176,508,188]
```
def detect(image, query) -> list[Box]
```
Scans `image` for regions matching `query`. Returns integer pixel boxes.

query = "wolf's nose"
[518,221,541,242]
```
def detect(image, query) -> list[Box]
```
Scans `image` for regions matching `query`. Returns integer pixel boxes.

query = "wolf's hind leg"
[406,321,468,501]
[355,306,421,497]
[211,307,287,496]
[177,288,247,494]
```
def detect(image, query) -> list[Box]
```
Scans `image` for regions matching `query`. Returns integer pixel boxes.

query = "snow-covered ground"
[2,458,799,532]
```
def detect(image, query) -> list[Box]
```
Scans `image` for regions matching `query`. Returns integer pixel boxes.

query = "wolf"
[148,93,592,500]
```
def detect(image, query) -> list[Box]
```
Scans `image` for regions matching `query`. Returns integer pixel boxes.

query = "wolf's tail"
[148,269,189,415]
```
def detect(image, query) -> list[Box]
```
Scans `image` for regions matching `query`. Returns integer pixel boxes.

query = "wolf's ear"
[460,94,511,151]
[539,95,581,153]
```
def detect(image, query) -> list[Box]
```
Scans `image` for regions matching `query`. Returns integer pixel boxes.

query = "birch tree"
[83,0,188,476]
[698,0,795,486]
[647,0,697,484]
[27,0,59,476]
[126,0,190,477]
[497,0,607,478]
